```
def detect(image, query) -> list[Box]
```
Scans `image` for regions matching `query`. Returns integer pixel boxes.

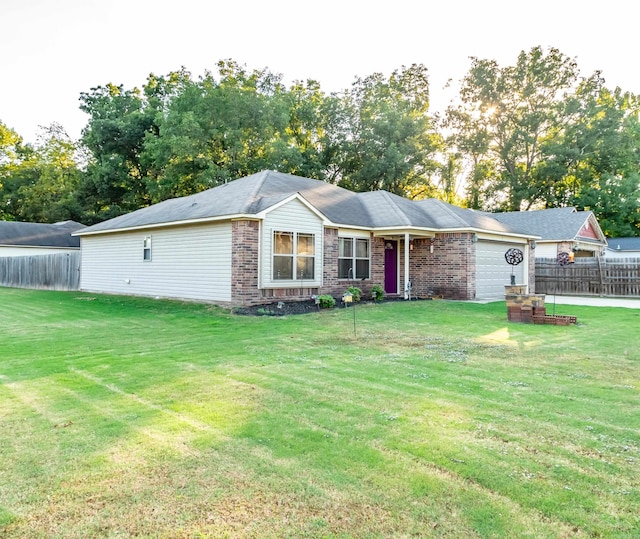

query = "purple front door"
[384,240,398,294]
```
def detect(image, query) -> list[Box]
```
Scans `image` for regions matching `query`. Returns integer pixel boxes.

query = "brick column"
[231,220,260,305]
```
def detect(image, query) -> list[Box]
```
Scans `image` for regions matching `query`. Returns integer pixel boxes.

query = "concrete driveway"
[546,295,640,309]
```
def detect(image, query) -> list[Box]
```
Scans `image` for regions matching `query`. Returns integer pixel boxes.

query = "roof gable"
[489,207,606,244]
[257,192,329,222]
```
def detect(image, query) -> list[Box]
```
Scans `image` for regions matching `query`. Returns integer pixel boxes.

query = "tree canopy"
[0,48,638,236]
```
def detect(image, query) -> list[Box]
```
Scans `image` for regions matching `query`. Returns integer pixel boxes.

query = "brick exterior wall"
[322,227,340,296]
[402,233,476,300]
[370,236,385,290]
[231,222,365,306]
[231,222,479,306]
[321,230,382,301]
[230,220,261,305]
[557,241,573,256]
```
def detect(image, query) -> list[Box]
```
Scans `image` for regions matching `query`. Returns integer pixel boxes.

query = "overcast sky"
[1,0,637,143]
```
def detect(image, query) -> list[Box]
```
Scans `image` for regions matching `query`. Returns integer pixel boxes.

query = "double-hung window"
[338,237,370,279]
[143,236,152,261]
[273,231,315,280]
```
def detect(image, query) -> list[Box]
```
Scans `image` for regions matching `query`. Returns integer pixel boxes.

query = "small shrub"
[371,284,384,302]
[317,295,336,309]
[347,286,362,302]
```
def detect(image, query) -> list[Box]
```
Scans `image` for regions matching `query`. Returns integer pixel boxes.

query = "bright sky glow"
[1,0,637,143]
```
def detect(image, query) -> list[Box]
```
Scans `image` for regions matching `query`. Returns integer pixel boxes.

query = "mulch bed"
[233,297,431,316]
[234,300,323,316]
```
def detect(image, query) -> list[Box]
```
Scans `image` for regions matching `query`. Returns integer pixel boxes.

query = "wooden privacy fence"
[535,257,640,297]
[0,252,80,291]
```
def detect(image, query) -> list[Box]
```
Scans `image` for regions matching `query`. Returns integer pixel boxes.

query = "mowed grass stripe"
[1,288,639,537]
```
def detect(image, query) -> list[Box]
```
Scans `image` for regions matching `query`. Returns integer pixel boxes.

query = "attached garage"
[74,171,537,306]
[475,240,527,299]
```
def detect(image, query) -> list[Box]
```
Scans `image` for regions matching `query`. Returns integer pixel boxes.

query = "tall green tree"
[333,64,440,195]
[0,122,82,223]
[143,61,333,202]
[446,47,579,211]
[77,82,156,222]
[538,75,640,236]
[0,121,31,221]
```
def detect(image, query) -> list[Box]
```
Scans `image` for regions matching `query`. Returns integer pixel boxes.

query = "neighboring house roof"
[606,237,640,252]
[76,170,532,238]
[0,220,86,248]
[487,207,606,244]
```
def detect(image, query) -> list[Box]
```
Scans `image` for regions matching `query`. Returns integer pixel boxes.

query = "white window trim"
[271,230,317,282]
[338,236,371,280]
[143,236,152,261]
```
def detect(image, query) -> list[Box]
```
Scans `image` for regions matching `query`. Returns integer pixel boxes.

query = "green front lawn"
[0,288,638,538]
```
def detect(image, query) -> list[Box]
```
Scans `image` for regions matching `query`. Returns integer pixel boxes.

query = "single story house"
[0,220,85,257]
[604,237,640,258]
[74,170,537,306]
[487,207,607,260]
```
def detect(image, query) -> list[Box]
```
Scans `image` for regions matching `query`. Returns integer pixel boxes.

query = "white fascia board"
[371,226,538,241]
[371,226,438,237]
[474,230,540,242]
[73,213,254,236]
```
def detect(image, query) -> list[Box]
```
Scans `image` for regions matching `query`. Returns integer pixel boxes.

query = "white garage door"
[475,241,526,299]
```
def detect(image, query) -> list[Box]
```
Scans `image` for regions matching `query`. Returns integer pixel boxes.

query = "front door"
[384,240,398,294]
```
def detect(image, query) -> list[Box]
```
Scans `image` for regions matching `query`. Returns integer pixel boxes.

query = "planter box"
[535,314,577,326]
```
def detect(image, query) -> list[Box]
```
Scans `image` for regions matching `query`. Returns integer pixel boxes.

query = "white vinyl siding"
[475,240,526,299]
[534,243,557,258]
[261,199,323,288]
[80,222,232,302]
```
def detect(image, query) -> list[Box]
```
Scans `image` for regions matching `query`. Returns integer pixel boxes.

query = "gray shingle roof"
[0,220,85,248]
[487,207,601,241]
[417,199,518,232]
[77,170,530,237]
[606,237,640,251]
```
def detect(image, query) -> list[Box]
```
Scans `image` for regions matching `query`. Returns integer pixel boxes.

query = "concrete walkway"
[544,295,640,309]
